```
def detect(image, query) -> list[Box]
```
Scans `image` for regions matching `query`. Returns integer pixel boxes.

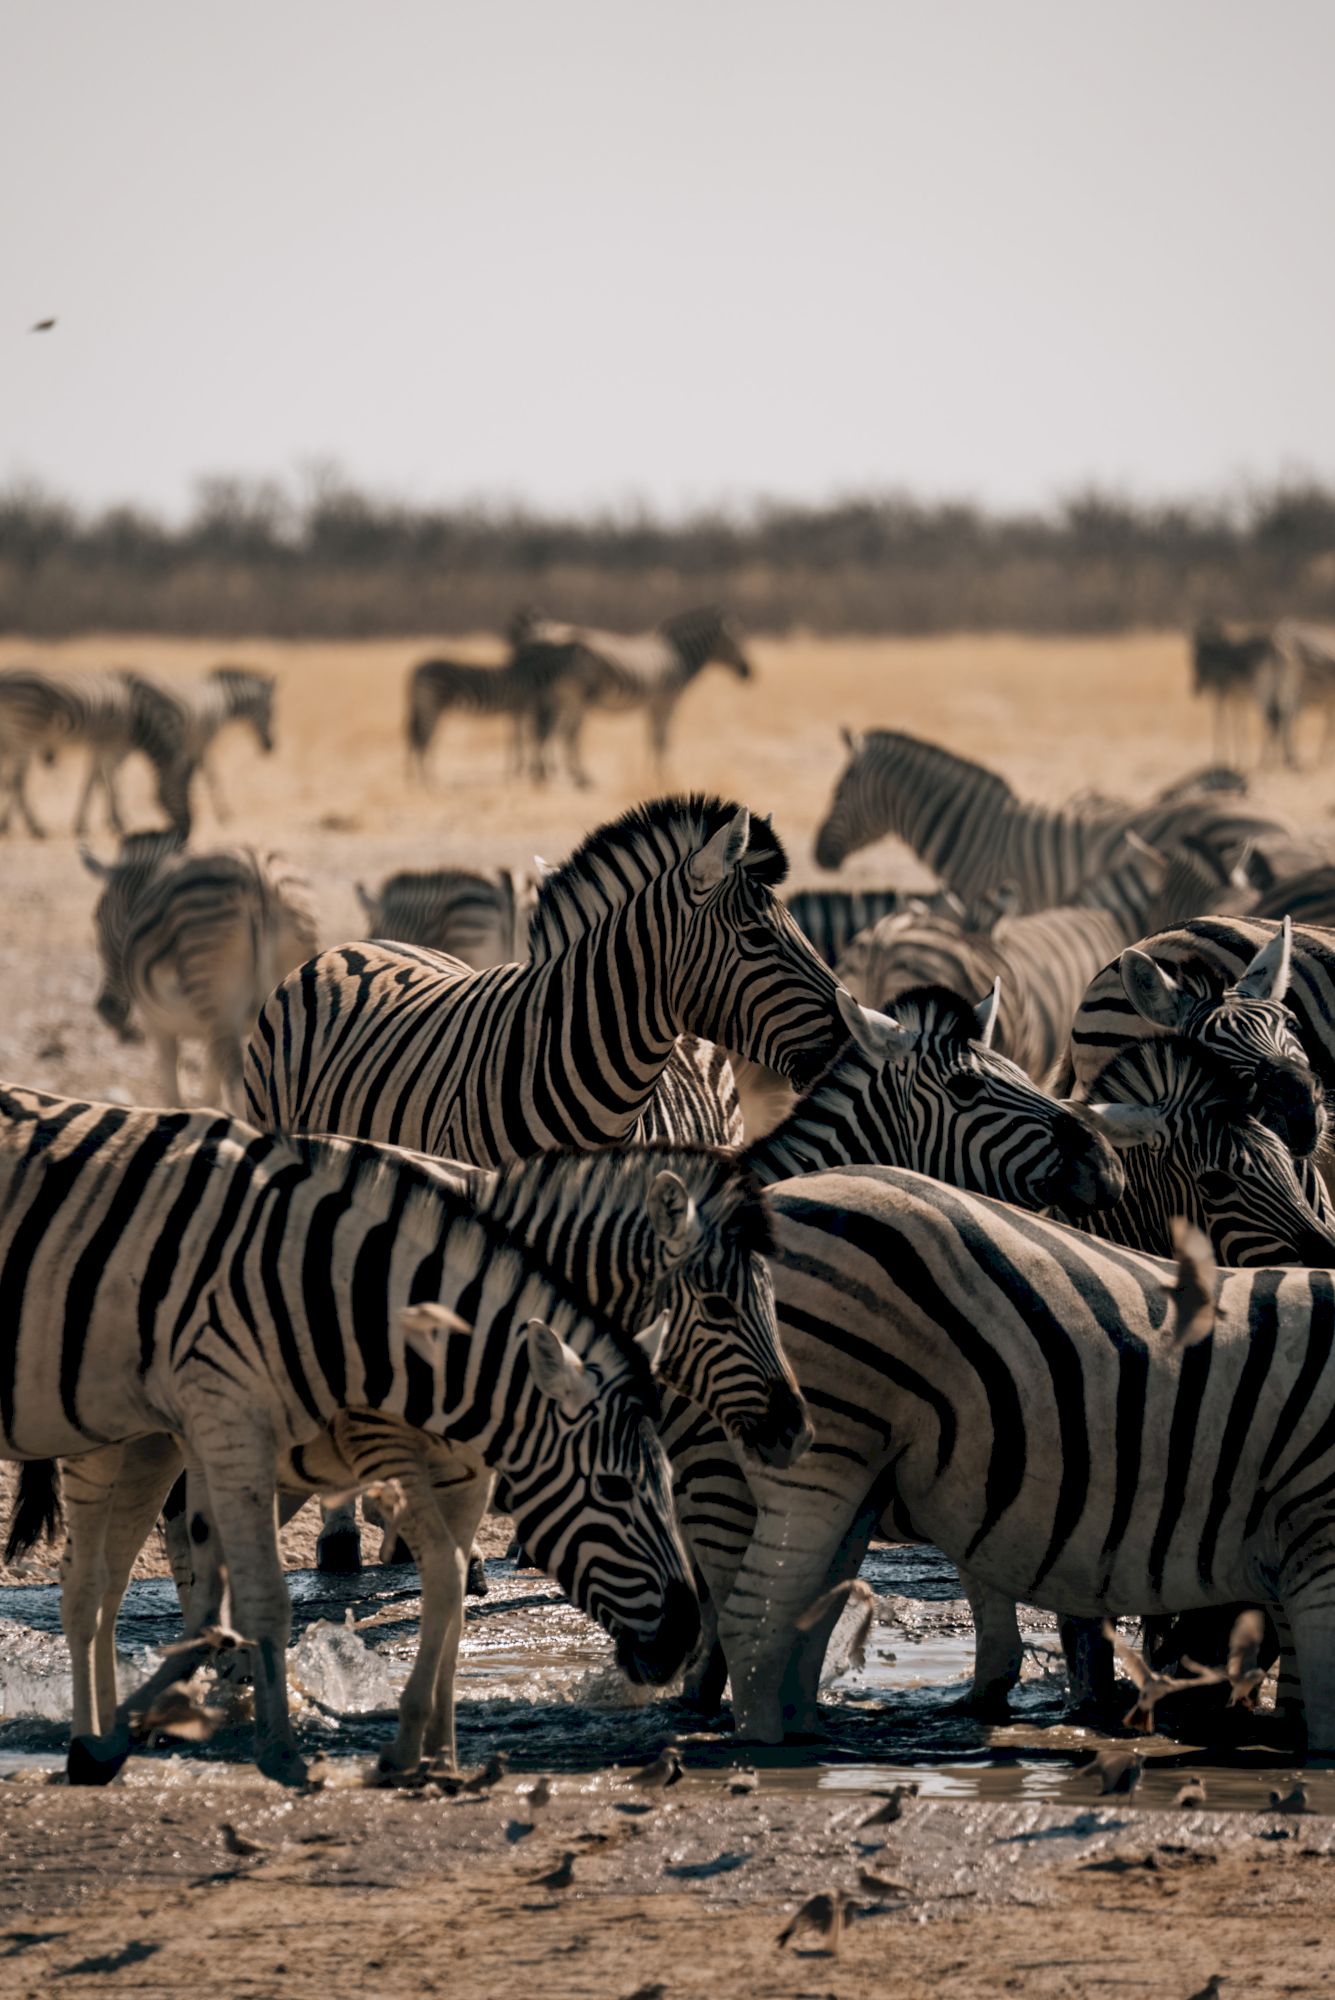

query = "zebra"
[1267,620,1335,766]
[0,667,193,839]
[1060,916,1330,1165]
[243,796,844,1158]
[1191,618,1275,766]
[834,839,1189,1084]
[354,865,537,969]
[404,643,585,784]
[784,886,946,969]
[0,1084,695,1784]
[81,834,319,1113]
[515,608,752,786]
[111,665,276,825]
[708,1165,1335,1751]
[811,728,1296,911]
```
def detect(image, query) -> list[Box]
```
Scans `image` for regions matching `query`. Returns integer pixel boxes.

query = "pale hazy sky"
[4,0,1334,519]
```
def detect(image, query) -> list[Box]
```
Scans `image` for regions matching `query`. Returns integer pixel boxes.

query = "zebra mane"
[1085,1035,1259,1121]
[658,606,725,641]
[876,983,991,1044]
[529,795,788,957]
[285,1136,656,1386]
[863,732,1015,808]
[480,1142,774,1259]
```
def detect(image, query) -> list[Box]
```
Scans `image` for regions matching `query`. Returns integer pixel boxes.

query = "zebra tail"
[4,1460,63,1564]
[1048,1050,1076,1098]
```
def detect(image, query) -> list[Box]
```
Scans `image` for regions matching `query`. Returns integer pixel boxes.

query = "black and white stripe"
[0,1085,694,1783]
[784,886,942,969]
[0,667,193,839]
[812,728,1295,911]
[80,834,319,1112]
[244,797,843,1158]
[354,865,536,970]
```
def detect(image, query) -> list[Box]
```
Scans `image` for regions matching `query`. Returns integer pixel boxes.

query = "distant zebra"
[81,834,319,1112]
[834,839,1216,1084]
[516,608,752,786]
[711,1167,1335,1750]
[1062,916,1330,1162]
[1271,620,1335,764]
[114,665,276,824]
[244,797,843,1158]
[354,865,535,969]
[784,886,945,968]
[0,667,192,839]
[811,729,1294,910]
[0,1085,694,1784]
[1191,618,1274,766]
[404,644,585,784]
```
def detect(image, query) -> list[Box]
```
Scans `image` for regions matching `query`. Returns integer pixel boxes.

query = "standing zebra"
[28,1130,796,1775]
[354,865,537,969]
[404,643,589,784]
[0,667,193,839]
[1271,620,1335,764]
[784,886,943,969]
[243,797,843,1157]
[0,1084,695,1784]
[1191,618,1275,766]
[111,665,276,825]
[811,729,1295,910]
[1062,915,1329,1163]
[516,608,752,786]
[82,834,319,1112]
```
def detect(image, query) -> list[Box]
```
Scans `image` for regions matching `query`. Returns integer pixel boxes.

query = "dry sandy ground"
[2,631,1333,1994]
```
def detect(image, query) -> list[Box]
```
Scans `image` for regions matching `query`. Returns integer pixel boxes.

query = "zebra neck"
[477,1181,654,1324]
[744,1054,893,1184]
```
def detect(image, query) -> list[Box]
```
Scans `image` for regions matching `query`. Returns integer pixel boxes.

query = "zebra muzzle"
[733,1380,815,1470]
[613,1579,700,1686]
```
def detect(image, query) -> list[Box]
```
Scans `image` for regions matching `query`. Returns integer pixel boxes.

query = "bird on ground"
[627,1744,683,1790]
[857,1866,910,1898]
[1184,1977,1225,2000]
[623,1986,666,2000]
[776,1888,859,1955]
[728,1769,758,1796]
[219,1821,270,1859]
[1174,1778,1208,1809]
[1091,1748,1144,1796]
[529,1851,577,1891]
[523,1776,553,1811]
[1101,1621,1218,1733]
[28,319,56,333]
[795,1577,876,1672]
[1268,1781,1312,1814]
[1182,1609,1270,1711]
[858,1784,918,1828]
[131,1683,224,1743]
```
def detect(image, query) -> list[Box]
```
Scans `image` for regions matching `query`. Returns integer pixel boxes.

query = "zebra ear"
[647,1171,702,1261]
[532,854,554,876]
[634,1309,670,1370]
[974,978,1002,1048]
[401,1302,470,1364]
[1077,1101,1170,1150]
[835,986,913,1062]
[526,1320,598,1419]
[687,807,750,891]
[1234,915,1292,1002]
[840,725,865,759]
[79,845,110,880]
[1119,948,1193,1031]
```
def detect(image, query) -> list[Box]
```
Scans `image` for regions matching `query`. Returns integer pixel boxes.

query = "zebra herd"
[11,646,1335,1792]
[1193,615,1335,769]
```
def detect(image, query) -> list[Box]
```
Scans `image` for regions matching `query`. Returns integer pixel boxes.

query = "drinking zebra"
[514,608,752,786]
[1061,916,1330,1163]
[0,667,193,839]
[713,1167,1335,1751]
[243,797,843,1157]
[811,728,1295,909]
[81,833,319,1112]
[0,1084,695,1783]
[354,865,537,969]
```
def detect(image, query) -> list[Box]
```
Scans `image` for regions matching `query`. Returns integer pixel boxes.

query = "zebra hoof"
[380,1537,413,1568]
[257,1740,308,1788]
[315,1527,363,1575]
[68,1726,131,1787]
[466,1554,488,1597]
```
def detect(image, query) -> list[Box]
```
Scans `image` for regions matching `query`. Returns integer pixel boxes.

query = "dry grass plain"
[2,630,1334,1997]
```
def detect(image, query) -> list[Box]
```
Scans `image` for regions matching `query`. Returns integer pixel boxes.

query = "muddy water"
[0,1545,1315,1811]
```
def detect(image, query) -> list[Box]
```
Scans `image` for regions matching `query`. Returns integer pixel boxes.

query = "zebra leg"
[315,1496,363,1573]
[1269,1600,1304,1736]
[11,754,46,839]
[200,754,231,823]
[1060,1614,1118,1718]
[199,1438,304,1785]
[59,1445,124,1744]
[390,1471,491,1772]
[72,756,101,839]
[646,696,673,779]
[92,1437,187,1726]
[201,1033,246,1116]
[150,1033,182,1107]
[957,1565,1024,1715]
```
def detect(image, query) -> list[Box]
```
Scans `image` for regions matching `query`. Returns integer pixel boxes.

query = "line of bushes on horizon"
[3,474,1335,639]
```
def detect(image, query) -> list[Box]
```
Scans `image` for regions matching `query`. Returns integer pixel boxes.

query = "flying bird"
[131,1682,224,1744]
[29,319,56,333]
[1182,1608,1270,1710]
[1164,1217,1218,1346]
[795,1577,877,1672]
[1101,1620,1219,1732]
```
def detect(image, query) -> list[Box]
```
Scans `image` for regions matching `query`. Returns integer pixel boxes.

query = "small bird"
[1092,1747,1144,1796]
[776,1888,859,1955]
[728,1768,758,1796]
[131,1683,224,1744]
[1165,1218,1218,1346]
[1183,1608,1269,1711]
[29,319,56,333]
[162,1623,253,1658]
[523,1775,553,1811]
[1102,1621,1218,1733]
[795,1577,877,1672]
[219,1821,269,1860]
[529,1851,576,1891]
[858,1865,910,1898]
[457,1751,508,1795]
[858,1783,917,1828]
[623,1986,666,2000]
[627,1744,683,1790]
[1268,1781,1312,1814]
[1174,1778,1208,1809]
[1184,1977,1225,2000]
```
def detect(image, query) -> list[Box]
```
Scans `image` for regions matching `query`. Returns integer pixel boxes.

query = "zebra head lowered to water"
[243,795,845,1156]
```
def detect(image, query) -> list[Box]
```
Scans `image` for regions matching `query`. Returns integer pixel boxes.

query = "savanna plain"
[1,631,1333,1999]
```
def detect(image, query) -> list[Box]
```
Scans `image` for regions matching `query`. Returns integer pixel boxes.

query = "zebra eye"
[699,1292,733,1318]
[594,1474,635,1505]
[947,1070,988,1103]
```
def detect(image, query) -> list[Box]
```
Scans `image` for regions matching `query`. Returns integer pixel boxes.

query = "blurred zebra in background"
[112,665,276,824]
[0,667,193,839]
[1191,618,1275,766]
[354,864,537,969]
